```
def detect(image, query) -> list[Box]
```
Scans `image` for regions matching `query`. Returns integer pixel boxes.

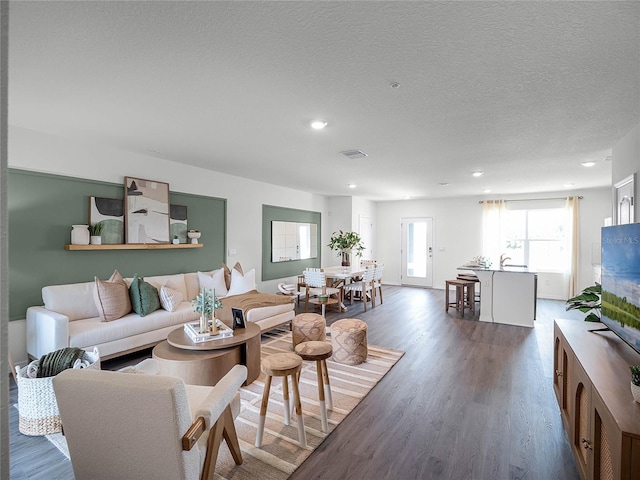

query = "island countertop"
[458,264,536,274]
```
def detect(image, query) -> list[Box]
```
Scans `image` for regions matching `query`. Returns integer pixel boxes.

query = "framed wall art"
[89,196,124,244]
[124,177,170,244]
[170,204,188,244]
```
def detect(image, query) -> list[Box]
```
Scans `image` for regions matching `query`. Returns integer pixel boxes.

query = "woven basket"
[16,348,100,436]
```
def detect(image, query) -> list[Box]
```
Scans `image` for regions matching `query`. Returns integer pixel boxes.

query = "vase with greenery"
[88,222,104,245]
[328,230,364,266]
[191,287,223,333]
[631,365,640,403]
[566,283,601,322]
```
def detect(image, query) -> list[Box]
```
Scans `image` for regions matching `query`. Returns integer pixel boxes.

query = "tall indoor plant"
[328,230,364,266]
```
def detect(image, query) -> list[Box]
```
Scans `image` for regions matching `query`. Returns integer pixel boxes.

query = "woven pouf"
[292,313,326,347]
[331,318,368,365]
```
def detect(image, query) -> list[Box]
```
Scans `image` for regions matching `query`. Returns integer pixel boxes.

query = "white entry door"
[401,217,433,287]
[359,215,374,260]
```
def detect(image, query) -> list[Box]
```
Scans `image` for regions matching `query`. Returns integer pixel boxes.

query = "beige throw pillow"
[93,269,132,322]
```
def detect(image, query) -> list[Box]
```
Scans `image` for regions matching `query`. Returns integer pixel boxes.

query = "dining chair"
[372,263,384,305]
[303,268,341,313]
[343,265,375,311]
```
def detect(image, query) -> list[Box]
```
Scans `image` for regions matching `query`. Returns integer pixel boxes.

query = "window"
[502,207,569,272]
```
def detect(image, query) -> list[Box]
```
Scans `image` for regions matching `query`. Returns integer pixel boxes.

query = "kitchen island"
[458,265,537,327]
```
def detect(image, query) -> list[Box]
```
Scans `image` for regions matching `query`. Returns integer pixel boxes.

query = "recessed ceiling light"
[404,196,411,200]
[564,183,575,188]
[310,120,327,130]
[472,171,484,177]
[483,189,492,193]
[348,183,357,189]
[439,182,449,186]
[581,161,596,167]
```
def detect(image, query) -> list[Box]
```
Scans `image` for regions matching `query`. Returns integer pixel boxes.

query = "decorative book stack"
[184,319,233,343]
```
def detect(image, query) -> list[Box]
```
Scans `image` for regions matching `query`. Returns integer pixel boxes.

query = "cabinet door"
[591,390,622,480]
[572,360,593,480]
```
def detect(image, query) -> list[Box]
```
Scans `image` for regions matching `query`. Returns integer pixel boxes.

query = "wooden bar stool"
[294,341,333,432]
[457,273,481,303]
[255,352,307,448]
[445,279,475,317]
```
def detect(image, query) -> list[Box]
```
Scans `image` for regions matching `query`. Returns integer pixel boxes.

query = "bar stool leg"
[321,359,333,411]
[255,375,272,447]
[282,375,291,426]
[445,281,450,312]
[291,373,307,448]
[315,360,328,432]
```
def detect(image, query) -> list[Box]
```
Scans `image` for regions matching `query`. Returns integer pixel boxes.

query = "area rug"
[46,328,404,479]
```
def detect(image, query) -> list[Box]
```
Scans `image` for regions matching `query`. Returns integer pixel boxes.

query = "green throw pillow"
[129,274,160,317]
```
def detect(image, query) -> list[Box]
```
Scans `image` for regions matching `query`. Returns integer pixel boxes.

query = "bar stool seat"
[255,352,307,448]
[445,279,475,317]
[294,341,333,432]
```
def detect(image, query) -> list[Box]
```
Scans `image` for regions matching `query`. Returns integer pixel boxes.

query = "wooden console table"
[554,319,640,480]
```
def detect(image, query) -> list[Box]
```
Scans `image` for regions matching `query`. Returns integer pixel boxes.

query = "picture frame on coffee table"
[232,308,246,330]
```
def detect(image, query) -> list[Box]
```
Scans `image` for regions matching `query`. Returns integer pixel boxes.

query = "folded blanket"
[218,290,294,324]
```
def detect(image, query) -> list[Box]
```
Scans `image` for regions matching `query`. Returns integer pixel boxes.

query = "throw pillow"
[227,268,256,296]
[129,274,161,317]
[93,269,132,322]
[159,285,183,312]
[220,263,232,290]
[233,262,243,275]
[198,269,228,296]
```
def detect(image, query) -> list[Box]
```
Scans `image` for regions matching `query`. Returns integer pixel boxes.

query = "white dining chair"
[372,263,384,306]
[303,268,341,313]
[343,265,375,311]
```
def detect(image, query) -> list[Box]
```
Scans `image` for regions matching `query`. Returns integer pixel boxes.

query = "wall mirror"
[271,221,318,262]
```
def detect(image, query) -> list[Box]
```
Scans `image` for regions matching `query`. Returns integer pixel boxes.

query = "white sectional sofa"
[26,270,295,361]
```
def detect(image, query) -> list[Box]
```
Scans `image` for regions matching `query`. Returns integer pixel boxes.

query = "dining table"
[320,265,368,311]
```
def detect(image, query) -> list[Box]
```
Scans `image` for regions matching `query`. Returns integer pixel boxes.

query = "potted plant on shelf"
[328,230,364,266]
[88,222,104,245]
[631,365,640,403]
[566,283,601,322]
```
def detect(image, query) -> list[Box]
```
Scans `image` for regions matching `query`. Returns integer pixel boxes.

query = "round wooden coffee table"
[152,322,261,386]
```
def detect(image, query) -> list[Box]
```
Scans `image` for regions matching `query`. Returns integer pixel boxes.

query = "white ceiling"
[8,1,640,201]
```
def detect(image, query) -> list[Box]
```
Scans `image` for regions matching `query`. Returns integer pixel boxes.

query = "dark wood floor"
[9,286,583,479]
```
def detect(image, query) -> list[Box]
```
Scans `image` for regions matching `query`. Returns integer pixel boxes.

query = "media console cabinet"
[554,319,640,480]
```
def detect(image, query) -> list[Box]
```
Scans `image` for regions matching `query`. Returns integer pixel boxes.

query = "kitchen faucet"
[500,253,511,267]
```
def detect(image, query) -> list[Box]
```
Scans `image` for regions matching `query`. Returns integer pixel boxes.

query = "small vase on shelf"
[71,225,90,245]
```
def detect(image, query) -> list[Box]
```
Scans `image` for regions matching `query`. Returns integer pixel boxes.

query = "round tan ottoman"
[330,318,367,365]
[292,313,326,347]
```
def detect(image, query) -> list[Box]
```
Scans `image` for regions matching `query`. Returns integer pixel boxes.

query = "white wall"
[612,123,639,223]
[376,188,612,299]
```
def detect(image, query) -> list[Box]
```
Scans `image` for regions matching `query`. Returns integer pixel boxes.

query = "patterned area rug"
[47,328,404,479]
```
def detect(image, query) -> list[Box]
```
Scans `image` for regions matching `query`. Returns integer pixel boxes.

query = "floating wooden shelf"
[64,243,203,251]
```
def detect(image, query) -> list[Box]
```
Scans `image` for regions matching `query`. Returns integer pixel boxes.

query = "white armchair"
[53,364,247,480]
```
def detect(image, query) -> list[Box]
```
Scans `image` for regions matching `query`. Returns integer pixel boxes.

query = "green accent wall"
[262,204,321,281]
[8,169,226,321]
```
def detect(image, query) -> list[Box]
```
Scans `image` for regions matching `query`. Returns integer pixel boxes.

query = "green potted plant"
[328,230,364,266]
[191,287,223,334]
[566,283,601,322]
[88,222,104,245]
[631,365,640,403]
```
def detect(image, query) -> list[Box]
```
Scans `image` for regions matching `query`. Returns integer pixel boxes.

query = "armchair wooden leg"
[201,405,242,480]
[222,406,243,465]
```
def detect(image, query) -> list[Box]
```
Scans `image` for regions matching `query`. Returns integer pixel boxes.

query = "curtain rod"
[479,196,583,204]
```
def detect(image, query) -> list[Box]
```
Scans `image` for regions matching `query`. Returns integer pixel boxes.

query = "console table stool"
[294,341,333,432]
[331,318,367,365]
[255,352,307,448]
[445,279,475,317]
[292,313,326,347]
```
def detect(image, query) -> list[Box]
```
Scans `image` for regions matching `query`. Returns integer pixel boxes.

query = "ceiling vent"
[341,150,368,160]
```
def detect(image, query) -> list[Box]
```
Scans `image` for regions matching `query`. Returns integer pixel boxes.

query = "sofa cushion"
[129,275,161,317]
[227,268,256,296]
[42,282,100,321]
[140,274,188,302]
[93,270,132,322]
[159,285,183,312]
[197,270,228,297]
[68,303,198,349]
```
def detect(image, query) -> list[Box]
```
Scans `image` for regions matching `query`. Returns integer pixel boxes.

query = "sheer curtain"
[565,196,580,297]
[482,200,506,266]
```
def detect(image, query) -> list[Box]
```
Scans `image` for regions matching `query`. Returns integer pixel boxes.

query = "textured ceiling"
[8,1,640,200]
